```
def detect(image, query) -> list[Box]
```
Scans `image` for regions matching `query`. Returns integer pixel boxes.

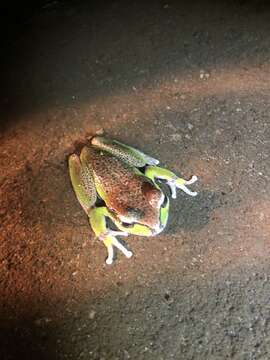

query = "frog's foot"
[89,207,133,264]
[100,230,133,265]
[145,166,198,199]
[167,175,198,199]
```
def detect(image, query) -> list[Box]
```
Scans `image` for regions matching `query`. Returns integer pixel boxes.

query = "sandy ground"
[1,0,270,359]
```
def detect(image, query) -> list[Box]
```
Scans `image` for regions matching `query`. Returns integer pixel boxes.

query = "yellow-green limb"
[88,207,132,264]
[91,135,159,168]
[68,154,97,213]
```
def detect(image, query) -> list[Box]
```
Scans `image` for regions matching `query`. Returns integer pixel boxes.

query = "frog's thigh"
[68,154,97,213]
[91,135,159,167]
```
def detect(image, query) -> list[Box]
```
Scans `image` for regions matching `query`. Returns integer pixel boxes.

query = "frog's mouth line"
[104,193,169,236]
[120,194,169,235]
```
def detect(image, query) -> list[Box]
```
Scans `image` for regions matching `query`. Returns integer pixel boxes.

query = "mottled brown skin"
[82,147,163,230]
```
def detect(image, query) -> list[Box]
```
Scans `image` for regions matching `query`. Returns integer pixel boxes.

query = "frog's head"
[114,183,170,236]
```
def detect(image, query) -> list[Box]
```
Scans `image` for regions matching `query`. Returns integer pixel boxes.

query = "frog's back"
[85,147,148,199]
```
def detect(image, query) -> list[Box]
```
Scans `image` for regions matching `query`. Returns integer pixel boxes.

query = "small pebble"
[124,349,131,359]
[199,70,210,79]
[170,133,182,142]
[89,310,96,319]
[95,128,104,135]
[34,317,52,326]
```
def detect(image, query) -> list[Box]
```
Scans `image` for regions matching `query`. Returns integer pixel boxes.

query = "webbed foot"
[167,175,198,199]
[101,230,133,265]
[145,166,198,199]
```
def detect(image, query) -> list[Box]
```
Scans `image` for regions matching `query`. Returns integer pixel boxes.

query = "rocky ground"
[1,0,270,359]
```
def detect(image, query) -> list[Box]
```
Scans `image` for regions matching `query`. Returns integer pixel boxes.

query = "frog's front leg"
[89,207,133,264]
[91,135,159,167]
[145,166,198,199]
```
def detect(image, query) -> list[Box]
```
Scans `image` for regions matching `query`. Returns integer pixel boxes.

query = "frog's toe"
[101,231,132,264]
[106,258,113,265]
[125,250,133,259]
[167,180,177,199]
[144,156,159,166]
[175,175,198,196]
[184,175,198,185]
[111,236,133,259]
[105,245,114,265]
[168,175,198,198]
[109,230,129,237]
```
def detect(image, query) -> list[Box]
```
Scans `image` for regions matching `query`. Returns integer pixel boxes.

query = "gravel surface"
[1,1,270,359]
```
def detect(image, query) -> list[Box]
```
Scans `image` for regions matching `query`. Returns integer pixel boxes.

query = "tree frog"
[69,135,198,264]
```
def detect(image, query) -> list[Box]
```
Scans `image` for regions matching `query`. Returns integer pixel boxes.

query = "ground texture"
[1,1,270,359]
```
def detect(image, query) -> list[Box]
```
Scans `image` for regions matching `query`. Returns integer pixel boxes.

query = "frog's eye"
[121,221,135,228]
[125,206,144,220]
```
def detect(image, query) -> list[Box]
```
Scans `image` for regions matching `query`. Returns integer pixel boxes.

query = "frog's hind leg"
[91,135,159,168]
[145,166,198,199]
[69,152,132,264]
[68,153,97,213]
[89,207,133,264]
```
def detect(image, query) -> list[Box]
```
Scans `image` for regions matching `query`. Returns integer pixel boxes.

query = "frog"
[68,135,198,264]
